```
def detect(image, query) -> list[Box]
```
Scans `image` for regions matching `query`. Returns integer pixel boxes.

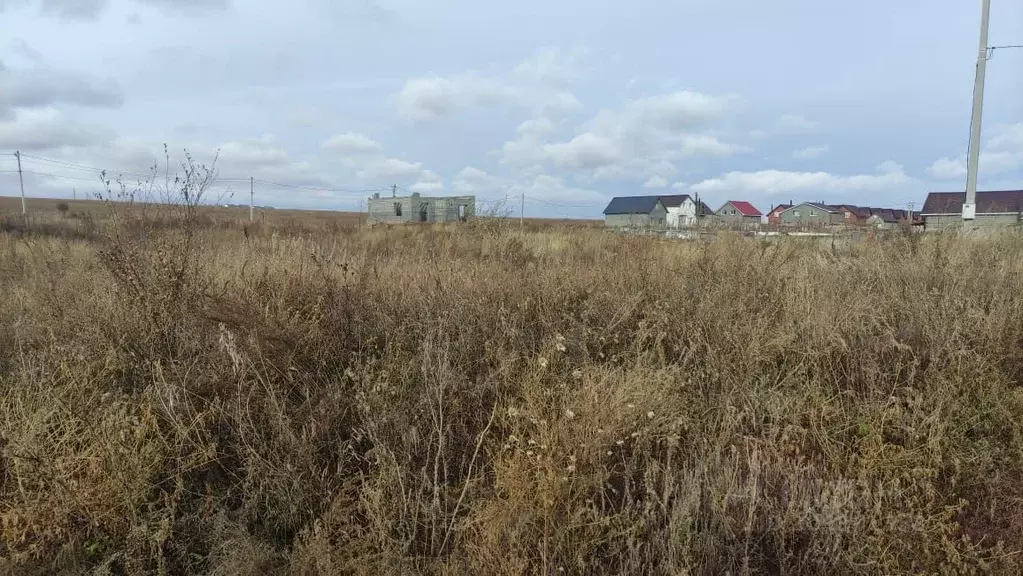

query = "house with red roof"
[715,200,763,227]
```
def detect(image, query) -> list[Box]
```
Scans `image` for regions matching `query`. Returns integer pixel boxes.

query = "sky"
[0,0,1021,218]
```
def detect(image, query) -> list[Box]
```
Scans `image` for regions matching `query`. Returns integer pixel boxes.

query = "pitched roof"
[697,201,714,216]
[603,196,665,215]
[921,190,1023,215]
[768,204,793,215]
[801,202,841,213]
[656,194,692,208]
[722,200,762,217]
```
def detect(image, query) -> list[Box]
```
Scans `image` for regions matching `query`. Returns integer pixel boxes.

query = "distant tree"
[56,202,70,217]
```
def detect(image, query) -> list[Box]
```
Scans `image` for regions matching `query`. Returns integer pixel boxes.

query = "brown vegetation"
[1,184,1022,574]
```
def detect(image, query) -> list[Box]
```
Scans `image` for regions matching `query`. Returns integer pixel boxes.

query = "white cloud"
[689,162,910,195]
[408,169,444,192]
[500,89,742,181]
[927,156,965,179]
[356,156,425,182]
[643,175,668,188]
[927,122,1023,180]
[0,107,113,150]
[3,0,225,21]
[792,145,830,159]
[0,59,123,117]
[680,134,746,157]
[215,134,291,167]
[135,0,229,14]
[671,181,687,189]
[397,74,513,120]
[509,173,606,205]
[39,0,106,20]
[543,132,621,170]
[987,122,1023,151]
[628,90,729,132]
[452,166,501,193]
[322,132,382,155]
[516,116,556,136]
[396,50,584,121]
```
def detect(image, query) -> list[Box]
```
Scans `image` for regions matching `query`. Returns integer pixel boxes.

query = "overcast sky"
[1,0,1021,217]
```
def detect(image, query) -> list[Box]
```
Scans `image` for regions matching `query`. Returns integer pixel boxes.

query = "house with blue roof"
[602,196,669,228]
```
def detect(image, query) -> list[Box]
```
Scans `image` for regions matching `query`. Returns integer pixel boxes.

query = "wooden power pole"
[15,150,25,215]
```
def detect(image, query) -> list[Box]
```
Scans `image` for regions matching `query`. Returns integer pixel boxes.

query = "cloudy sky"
[0,0,1021,217]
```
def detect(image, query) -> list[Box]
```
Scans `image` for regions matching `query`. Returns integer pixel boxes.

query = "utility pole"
[392,184,397,198]
[964,0,992,221]
[15,150,25,215]
[249,176,254,222]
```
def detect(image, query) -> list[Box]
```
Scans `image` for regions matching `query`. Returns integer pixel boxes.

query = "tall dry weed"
[1,199,1022,574]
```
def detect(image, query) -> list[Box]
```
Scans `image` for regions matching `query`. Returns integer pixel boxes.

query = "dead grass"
[1,186,1023,574]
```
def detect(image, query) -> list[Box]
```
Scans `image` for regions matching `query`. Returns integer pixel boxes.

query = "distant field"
[0,195,601,231]
[2,191,1022,574]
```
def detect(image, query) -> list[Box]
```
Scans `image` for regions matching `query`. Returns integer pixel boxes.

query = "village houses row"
[602,190,1023,232]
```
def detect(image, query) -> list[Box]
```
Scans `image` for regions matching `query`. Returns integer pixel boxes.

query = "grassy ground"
[1,191,1022,574]
[0,196,600,232]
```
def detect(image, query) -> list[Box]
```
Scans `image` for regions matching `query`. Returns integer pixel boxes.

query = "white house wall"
[666,199,698,228]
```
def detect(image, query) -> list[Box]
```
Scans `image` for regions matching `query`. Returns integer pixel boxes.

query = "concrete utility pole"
[15,150,25,215]
[964,0,992,221]
[392,184,397,198]
[249,176,254,222]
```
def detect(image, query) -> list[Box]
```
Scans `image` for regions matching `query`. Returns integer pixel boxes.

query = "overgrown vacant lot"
[2,202,1023,574]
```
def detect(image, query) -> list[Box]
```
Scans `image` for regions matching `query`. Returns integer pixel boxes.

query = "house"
[602,196,668,228]
[834,205,871,224]
[656,195,699,228]
[367,192,475,223]
[696,200,715,218]
[920,190,1023,231]
[714,200,763,227]
[865,208,918,230]
[766,203,793,225]
[776,202,844,227]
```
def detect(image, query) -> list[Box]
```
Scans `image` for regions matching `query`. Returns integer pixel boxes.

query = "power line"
[0,168,108,184]
[523,195,605,209]
[253,178,388,195]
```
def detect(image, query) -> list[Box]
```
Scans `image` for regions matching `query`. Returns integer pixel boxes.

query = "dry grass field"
[2,182,1023,574]
[0,196,600,233]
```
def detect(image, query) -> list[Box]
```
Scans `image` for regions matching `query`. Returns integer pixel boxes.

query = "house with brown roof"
[864,208,920,230]
[766,203,793,225]
[834,205,871,224]
[714,200,762,227]
[921,190,1023,231]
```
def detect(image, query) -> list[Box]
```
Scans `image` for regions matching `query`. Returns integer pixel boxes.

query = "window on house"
[394,202,402,217]
[457,205,466,221]
[810,210,815,216]
[793,210,800,218]
[419,204,429,222]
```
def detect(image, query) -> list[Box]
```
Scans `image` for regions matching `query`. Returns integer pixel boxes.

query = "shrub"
[1,203,1022,574]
